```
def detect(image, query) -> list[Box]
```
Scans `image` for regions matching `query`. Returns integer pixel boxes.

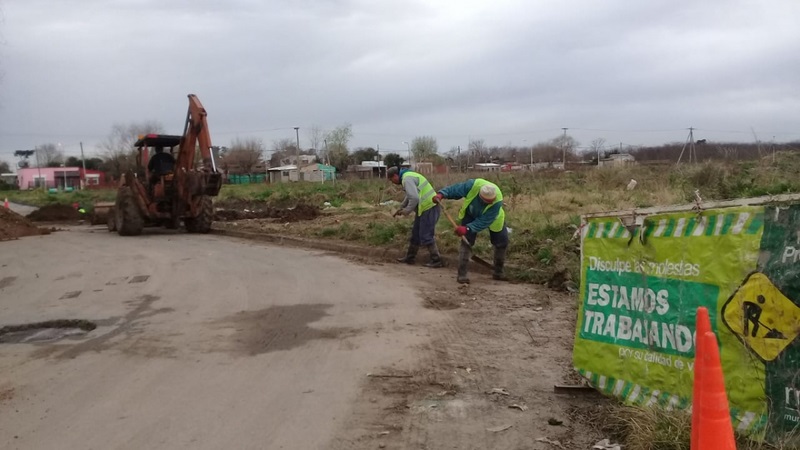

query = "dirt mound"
[0,208,49,241]
[26,204,82,222]
[215,200,320,222]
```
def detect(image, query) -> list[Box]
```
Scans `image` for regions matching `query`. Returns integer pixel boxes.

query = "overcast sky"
[0,0,798,164]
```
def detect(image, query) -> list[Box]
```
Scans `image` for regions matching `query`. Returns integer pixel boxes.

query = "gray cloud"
[0,0,798,162]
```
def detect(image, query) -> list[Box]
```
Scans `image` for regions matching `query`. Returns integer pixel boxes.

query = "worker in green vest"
[433,178,508,284]
[387,166,443,268]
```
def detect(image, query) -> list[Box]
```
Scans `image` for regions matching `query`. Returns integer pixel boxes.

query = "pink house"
[17,167,107,190]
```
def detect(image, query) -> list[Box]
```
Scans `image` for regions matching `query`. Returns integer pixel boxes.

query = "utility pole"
[35,147,43,190]
[676,127,695,165]
[80,142,87,190]
[561,127,568,168]
[403,141,410,167]
[294,127,300,166]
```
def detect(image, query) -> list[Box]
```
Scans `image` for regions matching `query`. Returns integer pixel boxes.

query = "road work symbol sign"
[722,272,800,362]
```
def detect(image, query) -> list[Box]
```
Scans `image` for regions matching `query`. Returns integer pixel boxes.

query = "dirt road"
[6,202,37,216]
[0,227,602,449]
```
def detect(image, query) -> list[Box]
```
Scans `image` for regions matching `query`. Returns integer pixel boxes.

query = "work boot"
[396,244,419,264]
[424,243,444,268]
[457,242,471,284]
[492,246,508,281]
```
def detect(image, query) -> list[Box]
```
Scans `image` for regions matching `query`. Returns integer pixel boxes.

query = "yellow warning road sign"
[722,272,800,362]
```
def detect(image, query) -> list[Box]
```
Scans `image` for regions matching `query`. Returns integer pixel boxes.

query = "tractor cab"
[134,134,182,208]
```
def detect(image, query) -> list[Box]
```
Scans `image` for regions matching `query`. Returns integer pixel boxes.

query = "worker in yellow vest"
[388,167,443,268]
[433,178,508,284]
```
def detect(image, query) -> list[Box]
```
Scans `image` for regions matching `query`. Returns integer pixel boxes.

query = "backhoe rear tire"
[185,196,213,234]
[116,186,144,236]
[107,207,117,232]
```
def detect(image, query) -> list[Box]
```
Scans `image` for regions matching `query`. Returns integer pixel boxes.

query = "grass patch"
[588,403,800,450]
[366,221,408,245]
[26,152,796,286]
[5,189,117,211]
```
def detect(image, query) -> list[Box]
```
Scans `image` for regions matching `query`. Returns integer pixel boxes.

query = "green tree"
[411,136,438,162]
[383,153,405,168]
[325,124,353,171]
[0,160,10,173]
[351,147,380,164]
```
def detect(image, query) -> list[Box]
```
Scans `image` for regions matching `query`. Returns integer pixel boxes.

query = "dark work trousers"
[463,219,509,249]
[410,207,441,246]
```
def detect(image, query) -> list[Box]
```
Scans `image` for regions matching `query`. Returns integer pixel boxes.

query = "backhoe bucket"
[91,202,115,225]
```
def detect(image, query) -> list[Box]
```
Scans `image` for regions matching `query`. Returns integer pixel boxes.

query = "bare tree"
[224,137,264,175]
[531,142,560,163]
[98,121,164,178]
[411,136,438,162]
[35,143,64,167]
[445,146,467,171]
[269,138,297,166]
[307,124,325,154]
[590,138,607,164]
[468,138,487,163]
[550,134,580,162]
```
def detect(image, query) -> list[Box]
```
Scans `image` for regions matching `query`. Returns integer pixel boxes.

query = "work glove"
[454,226,468,237]
[432,193,444,204]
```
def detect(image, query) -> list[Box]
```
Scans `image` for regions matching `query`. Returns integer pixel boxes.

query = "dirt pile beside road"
[215,200,319,222]
[0,208,49,240]
[27,204,82,222]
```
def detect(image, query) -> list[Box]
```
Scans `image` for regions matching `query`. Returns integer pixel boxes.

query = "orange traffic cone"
[691,316,736,449]
[3,197,8,209]
[691,307,712,448]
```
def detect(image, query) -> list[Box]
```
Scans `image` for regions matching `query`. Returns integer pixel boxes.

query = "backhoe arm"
[178,94,216,173]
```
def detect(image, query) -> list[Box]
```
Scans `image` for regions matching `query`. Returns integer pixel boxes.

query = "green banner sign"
[574,203,800,437]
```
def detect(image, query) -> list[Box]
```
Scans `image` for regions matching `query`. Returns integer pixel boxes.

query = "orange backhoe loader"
[105,94,222,235]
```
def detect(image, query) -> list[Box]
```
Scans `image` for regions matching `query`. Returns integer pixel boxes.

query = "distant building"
[530,162,565,171]
[299,163,336,182]
[1,173,18,186]
[267,165,299,183]
[501,163,526,172]
[267,163,335,183]
[291,155,317,166]
[599,153,636,167]
[16,167,107,190]
[346,161,387,179]
[473,163,502,172]
[414,162,433,174]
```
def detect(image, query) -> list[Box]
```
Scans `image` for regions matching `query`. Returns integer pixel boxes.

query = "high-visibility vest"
[458,179,505,232]
[401,171,436,214]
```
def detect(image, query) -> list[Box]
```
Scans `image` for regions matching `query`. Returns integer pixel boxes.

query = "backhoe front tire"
[116,186,144,236]
[185,196,213,234]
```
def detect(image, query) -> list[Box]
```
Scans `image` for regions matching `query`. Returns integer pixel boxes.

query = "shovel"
[438,203,495,271]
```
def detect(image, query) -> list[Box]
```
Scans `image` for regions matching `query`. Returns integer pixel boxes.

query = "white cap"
[479,184,496,202]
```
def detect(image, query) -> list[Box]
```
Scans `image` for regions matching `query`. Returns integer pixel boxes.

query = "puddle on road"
[0,276,17,289]
[218,304,363,356]
[0,320,97,344]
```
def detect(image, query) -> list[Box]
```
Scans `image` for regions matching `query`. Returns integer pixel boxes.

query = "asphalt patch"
[0,276,17,289]
[218,304,362,355]
[0,319,97,344]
